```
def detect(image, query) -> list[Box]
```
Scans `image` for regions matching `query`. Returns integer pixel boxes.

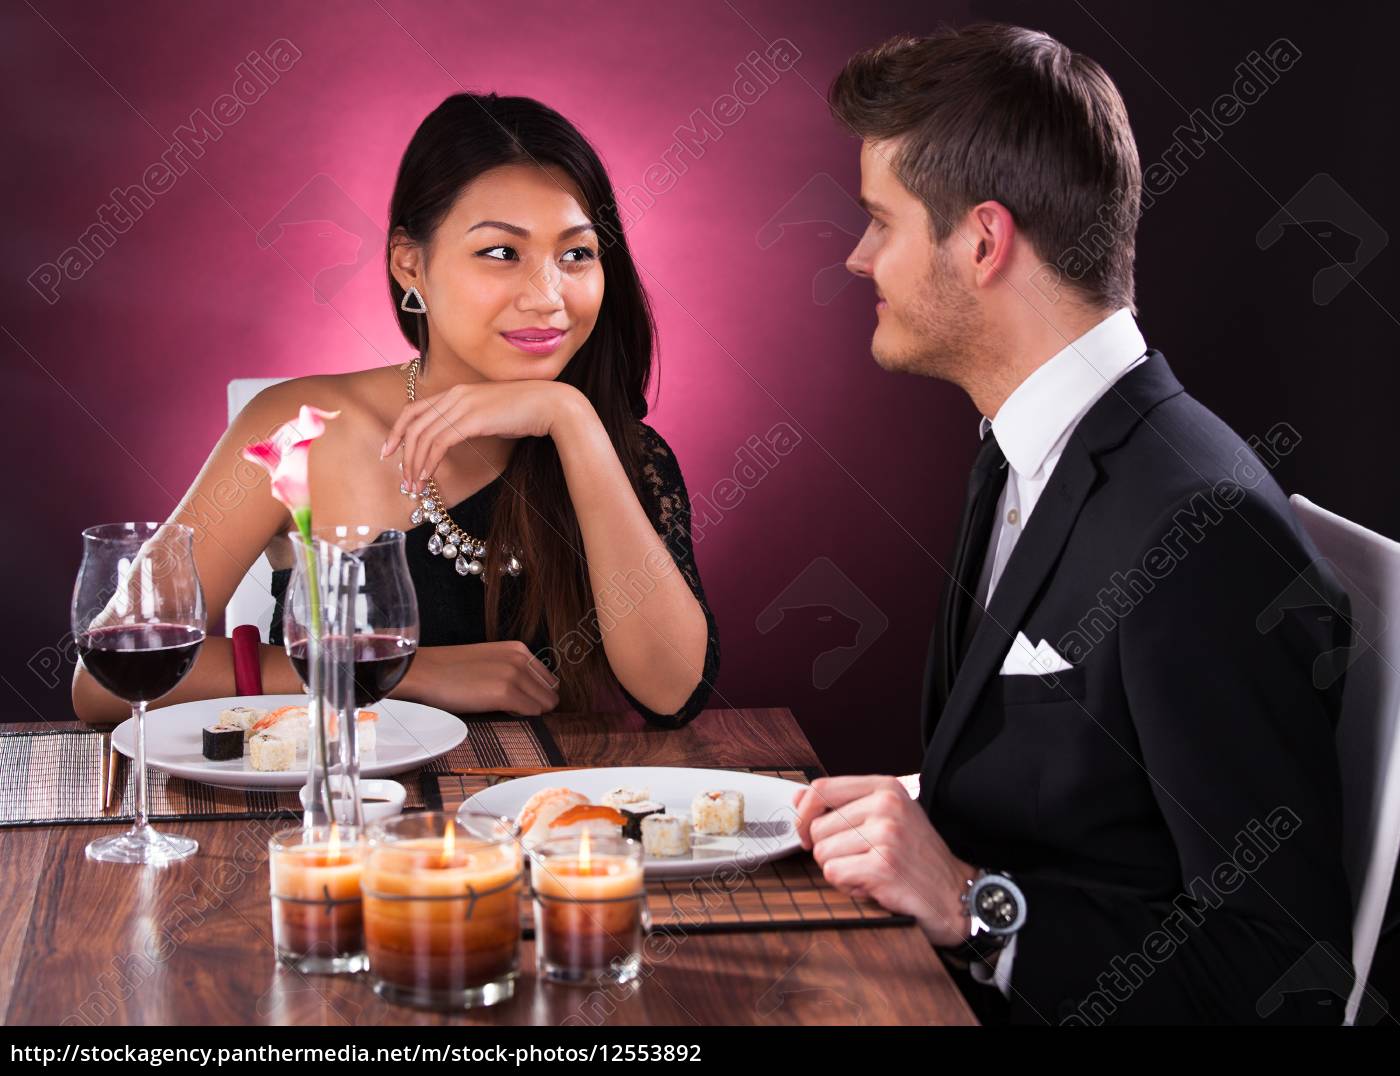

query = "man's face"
[845,139,981,380]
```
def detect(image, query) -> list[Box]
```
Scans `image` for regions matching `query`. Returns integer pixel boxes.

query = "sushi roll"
[641,813,691,857]
[249,733,295,772]
[618,800,665,840]
[601,786,651,809]
[219,705,264,739]
[691,790,744,835]
[546,804,627,842]
[202,723,243,761]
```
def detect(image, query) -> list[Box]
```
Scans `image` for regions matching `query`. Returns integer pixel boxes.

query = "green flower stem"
[294,506,335,827]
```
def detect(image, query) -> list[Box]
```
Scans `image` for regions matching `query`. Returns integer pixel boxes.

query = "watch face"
[972,878,1025,934]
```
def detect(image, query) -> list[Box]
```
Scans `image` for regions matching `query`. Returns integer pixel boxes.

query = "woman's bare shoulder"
[227,366,408,562]
[242,365,405,435]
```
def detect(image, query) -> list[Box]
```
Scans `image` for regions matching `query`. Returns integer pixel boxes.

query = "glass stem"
[132,699,149,833]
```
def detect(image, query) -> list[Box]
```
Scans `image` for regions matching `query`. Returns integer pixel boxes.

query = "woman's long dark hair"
[386,92,656,709]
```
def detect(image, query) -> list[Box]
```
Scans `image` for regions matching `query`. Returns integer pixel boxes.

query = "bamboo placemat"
[0,718,565,827]
[521,849,912,936]
[432,766,913,934]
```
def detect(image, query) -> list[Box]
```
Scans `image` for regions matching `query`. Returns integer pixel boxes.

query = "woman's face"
[402,162,604,382]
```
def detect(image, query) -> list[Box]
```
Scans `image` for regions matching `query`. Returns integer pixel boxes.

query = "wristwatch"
[941,868,1027,969]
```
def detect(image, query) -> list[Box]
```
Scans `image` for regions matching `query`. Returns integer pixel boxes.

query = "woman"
[73,93,719,727]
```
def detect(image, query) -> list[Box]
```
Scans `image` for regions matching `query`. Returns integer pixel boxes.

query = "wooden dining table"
[0,707,975,1026]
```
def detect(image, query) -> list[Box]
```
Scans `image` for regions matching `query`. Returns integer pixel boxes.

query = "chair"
[222,378,288,639]
[1290,494,1400,1025]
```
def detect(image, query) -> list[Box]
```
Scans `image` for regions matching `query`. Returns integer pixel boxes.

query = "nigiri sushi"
[249,705,309,750]
[545,803,627,842]
[326,708,380,754]
[516,787,590,846]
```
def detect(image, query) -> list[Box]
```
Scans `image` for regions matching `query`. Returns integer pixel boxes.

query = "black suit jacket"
[919,352,1354,1025]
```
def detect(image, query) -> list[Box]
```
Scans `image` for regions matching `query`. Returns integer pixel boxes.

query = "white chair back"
[1290,494,1400,1024]
[222,378,289,639]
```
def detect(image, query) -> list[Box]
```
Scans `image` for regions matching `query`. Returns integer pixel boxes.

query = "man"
[793,23,1353,1025]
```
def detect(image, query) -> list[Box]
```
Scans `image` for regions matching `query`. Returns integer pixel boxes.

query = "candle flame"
[579,828,591,873]
[327,821,341,862]
[441,817,455,866]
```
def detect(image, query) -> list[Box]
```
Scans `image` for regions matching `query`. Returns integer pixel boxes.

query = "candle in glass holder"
[268,823,366,974]
[530,831,648,985]
[362,811,522,1009]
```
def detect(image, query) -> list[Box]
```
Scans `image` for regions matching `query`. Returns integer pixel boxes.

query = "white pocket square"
[1000,632,1074,676]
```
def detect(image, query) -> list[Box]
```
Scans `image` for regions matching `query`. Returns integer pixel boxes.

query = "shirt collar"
[984,308,1147,476]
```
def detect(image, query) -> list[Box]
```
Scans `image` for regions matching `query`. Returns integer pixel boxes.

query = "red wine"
[77,623,205,703]
[288,634,416,708]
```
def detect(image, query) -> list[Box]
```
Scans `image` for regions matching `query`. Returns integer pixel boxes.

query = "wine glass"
[282,527,419,709]
[283,527,418,826]
[73,522,205,865]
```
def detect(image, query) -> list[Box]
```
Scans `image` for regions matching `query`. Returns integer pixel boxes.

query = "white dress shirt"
[965,306,1148,997]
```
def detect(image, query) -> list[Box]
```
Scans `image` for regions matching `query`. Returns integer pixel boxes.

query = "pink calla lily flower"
[242,404,344,825]
[241,405,340,531]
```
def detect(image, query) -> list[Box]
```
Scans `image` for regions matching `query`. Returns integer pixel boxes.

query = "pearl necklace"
[401,357,522,580]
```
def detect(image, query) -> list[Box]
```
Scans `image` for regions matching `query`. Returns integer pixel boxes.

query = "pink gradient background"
[16,2,1382,776]
[6,0,981,772]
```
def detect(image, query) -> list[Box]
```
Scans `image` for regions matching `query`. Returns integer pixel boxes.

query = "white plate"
[113,694,467,790]
[460,766,806,878]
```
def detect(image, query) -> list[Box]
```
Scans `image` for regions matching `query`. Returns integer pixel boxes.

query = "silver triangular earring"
[400,286,427,314]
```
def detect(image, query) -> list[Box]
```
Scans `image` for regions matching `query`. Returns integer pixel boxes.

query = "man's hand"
[793,775,977,947]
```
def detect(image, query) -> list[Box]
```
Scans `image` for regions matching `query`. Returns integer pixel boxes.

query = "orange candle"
[268,824,366,974]
[531,832,648,985]
[363,812,522,1009]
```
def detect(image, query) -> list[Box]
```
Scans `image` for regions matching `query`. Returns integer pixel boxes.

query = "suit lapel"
[918,350,1186,787]
[920,447,1099,783]
[920,443,1007,747]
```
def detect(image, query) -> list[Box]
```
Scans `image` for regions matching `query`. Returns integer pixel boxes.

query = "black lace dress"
[267,422,720,727]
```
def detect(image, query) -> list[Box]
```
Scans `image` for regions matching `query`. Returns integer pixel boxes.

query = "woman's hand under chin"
[391,640,561,715]
[380,379,592,492]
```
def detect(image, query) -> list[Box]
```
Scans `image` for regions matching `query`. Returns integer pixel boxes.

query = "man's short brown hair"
[829,22,1142,311]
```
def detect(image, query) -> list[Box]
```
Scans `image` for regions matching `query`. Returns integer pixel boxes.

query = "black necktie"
[934,434,1008,710]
